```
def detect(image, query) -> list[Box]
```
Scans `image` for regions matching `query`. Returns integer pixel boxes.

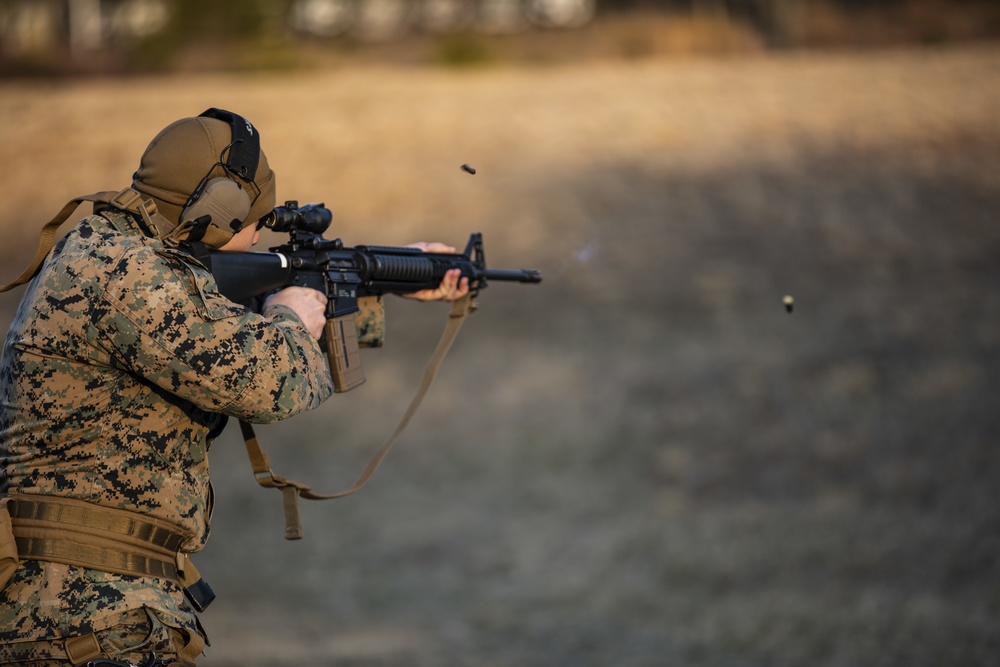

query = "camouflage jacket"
[0,206,364,643]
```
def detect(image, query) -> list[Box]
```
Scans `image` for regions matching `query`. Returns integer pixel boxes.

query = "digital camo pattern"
[0,207,334,645]
[355,296,385,348]
[0,562,196,662]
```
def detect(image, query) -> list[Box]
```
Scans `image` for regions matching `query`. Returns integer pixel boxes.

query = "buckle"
[109,188,143,212]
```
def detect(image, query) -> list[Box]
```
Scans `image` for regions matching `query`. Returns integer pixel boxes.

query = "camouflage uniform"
[0,205,350,663]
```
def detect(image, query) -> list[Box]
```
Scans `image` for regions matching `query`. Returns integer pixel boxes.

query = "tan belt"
[3,494,210,663]
[8,493,189,581]
[7,494,214,609]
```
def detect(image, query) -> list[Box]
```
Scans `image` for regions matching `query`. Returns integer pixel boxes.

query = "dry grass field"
[1,42,999,665]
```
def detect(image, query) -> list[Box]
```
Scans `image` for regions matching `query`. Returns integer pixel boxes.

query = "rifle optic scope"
[261,201,332,235]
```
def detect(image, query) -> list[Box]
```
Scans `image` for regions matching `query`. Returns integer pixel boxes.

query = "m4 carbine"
[205,201,542,392]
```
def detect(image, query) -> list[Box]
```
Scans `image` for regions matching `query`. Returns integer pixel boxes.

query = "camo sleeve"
[95,245,334,424]
[355,296,384,348]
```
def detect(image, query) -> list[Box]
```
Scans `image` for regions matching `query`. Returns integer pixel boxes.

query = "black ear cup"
[180,178,252,231]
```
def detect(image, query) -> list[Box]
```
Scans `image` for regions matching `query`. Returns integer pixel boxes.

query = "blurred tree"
[740,0,804,47]
[594,0,803,46]
[162,0,288,43]
[67,0,101,51]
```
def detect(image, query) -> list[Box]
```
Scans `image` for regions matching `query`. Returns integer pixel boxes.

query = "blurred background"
[1,1,999,665]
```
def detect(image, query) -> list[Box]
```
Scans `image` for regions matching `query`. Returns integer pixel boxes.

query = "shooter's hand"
[264,286,328,340]
[402,242,471,302]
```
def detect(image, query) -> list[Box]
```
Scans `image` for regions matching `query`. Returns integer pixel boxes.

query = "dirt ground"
[1,42,999,666]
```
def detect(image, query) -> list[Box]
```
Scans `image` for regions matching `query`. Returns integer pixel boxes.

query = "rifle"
[204,201,541,537]
[205,200,542,392]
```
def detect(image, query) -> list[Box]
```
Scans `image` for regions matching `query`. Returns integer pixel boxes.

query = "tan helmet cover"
[131,114,276,247]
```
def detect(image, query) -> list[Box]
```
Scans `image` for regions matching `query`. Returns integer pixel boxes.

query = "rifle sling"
[1,188,162,294]
[240,293,477,540]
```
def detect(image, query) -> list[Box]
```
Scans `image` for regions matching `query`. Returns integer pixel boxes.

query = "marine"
[0,109,468,665]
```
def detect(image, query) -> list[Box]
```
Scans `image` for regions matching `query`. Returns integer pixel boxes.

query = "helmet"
[131,108,276,247]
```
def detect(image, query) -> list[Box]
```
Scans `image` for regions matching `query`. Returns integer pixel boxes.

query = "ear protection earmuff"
[181,177,252,232]
[180,108,262,234]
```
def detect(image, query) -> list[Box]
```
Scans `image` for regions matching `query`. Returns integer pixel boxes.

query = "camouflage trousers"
[0,607,203,666]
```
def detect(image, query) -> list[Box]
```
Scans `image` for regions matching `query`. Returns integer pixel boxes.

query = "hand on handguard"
[402,242,471,302]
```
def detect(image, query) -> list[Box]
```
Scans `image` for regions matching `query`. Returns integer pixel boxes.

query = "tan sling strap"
[0,188,163,294]
[6,493,190,581]
[241,293,477,540]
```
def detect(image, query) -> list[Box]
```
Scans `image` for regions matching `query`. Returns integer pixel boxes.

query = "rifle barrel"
[483,268,543,283]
